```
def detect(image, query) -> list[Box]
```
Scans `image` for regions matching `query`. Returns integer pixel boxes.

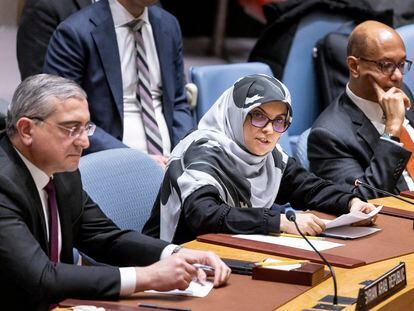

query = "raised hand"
[372,79,410,137]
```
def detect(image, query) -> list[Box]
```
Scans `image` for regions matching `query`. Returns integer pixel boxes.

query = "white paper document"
[323,205,382,229]
[233,234,343,251]
[145,280,214,298]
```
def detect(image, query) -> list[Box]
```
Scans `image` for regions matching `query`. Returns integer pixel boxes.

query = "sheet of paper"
[233,234,343,251]
[145,280,213,298]
[324,205,382,229]
[323,226,381,239]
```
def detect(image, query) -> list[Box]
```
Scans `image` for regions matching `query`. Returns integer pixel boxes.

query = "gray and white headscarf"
[160,74,293,241]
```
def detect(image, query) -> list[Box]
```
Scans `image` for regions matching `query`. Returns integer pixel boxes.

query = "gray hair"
[6,74,87,137]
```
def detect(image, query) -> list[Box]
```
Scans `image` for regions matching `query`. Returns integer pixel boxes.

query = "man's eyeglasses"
[357,57,412,75]
[32,118,96,138]
[248,111,290,133]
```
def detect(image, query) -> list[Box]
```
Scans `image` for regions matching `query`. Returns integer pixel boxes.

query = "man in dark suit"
[44,0,193,167]
[0,74,230,310]
[308,20,414,199]
[17,0,92,80]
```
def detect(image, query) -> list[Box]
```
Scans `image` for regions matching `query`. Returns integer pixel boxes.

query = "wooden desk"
[61,197,414,310]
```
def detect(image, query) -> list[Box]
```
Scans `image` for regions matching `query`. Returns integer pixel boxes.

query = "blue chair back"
[189,62,292,155]
[294,128,311,170]
[79,148,164,232]
[397,24,414,94]
[282,11,350,144]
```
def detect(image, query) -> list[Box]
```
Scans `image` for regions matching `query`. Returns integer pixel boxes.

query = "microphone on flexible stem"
[351,178,414,206]
[285,209,338,305]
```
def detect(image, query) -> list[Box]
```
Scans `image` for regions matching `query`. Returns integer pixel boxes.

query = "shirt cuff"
[119,267,137,296]
[161,244,179,259]
[380,136,403,146]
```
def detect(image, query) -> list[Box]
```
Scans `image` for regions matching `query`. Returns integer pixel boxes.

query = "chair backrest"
[79,148,164,232]
[294,128,311,170]
[188,62,292,155]
[282,11,350,142]
[397,24,414,94]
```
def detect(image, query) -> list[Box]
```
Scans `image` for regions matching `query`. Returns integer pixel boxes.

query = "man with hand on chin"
[309,20,414,200]
[0,74,230,310]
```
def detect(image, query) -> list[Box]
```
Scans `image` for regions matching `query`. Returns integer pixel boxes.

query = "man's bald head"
[347,21,404,58]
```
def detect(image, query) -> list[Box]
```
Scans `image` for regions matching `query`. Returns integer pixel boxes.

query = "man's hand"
[134,248,231,292]
[349,197,378,225]
[280,212,326,236]
[372,80,410,137]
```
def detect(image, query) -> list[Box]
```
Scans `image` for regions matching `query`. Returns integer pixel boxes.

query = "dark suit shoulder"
[311,93,355,133]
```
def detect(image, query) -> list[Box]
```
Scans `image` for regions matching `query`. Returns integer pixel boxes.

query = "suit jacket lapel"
[342,94,379,154]
[1,136,49,249]
[149,7,172,104]
[90,0,124,118]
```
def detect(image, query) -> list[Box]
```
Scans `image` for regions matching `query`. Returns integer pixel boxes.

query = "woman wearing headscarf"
[142,74,376,244]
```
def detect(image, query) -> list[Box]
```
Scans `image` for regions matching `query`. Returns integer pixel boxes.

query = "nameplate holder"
[252,262,330,286]
[355,262,406,311]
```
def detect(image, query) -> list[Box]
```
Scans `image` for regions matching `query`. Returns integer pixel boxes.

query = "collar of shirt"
[14,148,50,192]
[346,84,385,125]
[109,0,149,28]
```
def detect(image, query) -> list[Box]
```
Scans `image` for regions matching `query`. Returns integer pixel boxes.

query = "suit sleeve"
[43,22,127,151]
[75,190,169,267]
[276,157,354,215]
[170,17,193,146]
[308,126,410,199]
[181,185,281,237]
[17,0,59,79]
[0,198,121,304]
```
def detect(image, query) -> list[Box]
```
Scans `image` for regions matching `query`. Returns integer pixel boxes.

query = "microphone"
[351,178,414,206]
[285,208,338,305]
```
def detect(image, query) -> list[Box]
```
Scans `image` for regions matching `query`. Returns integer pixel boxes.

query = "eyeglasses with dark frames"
[32,117,96,138]
[357,57,412,75]
[248,110,290,133]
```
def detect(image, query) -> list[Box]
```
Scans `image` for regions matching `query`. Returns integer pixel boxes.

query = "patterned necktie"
[44,179,59,263]
[399,127,414,179]
[129,19,164,155]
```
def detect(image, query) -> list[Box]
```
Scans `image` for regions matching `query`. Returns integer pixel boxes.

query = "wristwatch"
[381,132,400,143]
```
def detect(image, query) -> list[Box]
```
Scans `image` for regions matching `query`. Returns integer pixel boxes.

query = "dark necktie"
[128,19,164,155]
[44,179,59,263]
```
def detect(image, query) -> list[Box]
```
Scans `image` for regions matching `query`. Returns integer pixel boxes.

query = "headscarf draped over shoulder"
[160,74,293,241]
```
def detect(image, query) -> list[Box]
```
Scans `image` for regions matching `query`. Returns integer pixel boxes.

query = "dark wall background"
[160,0,265,37]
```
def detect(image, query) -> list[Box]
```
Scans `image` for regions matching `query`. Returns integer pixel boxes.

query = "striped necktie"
[129,19,164,155]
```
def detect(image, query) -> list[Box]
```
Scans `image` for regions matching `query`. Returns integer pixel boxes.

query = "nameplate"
[355,262,406,311]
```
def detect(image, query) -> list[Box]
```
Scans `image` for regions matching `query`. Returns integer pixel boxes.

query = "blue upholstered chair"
[294,128,311,171]
[188,62,293,155]
[282,12,351,148]
[79,148,164,232]
[397,24,414,94]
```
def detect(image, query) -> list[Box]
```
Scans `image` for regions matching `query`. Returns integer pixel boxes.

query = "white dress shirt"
[346,84,414,190]
[109,0,171,156]
[15,149,178,296]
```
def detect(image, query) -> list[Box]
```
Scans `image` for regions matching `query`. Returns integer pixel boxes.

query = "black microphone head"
[285,208,296,222]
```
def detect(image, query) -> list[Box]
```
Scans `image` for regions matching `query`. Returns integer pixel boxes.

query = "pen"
[192,263,215,272]
[139,303,191,311]
[254,260,309,267]
[270,232,324,240]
